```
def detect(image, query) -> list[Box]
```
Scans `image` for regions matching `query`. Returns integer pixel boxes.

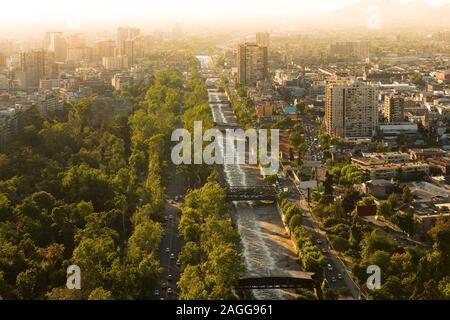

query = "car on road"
[331,277,337,283]
[167,288,173,295]
[154,289,159,296]
[316,239,323,245]
[165,247,170,253]
[321,248,328,254]
[176,259,181,266]
[167,274,173,282]
[175,196,179,201]
[327,264,333,271]
[169,214,173,220]
[338,274,343,280]
[170,253,175,260]
[161,282,167,289]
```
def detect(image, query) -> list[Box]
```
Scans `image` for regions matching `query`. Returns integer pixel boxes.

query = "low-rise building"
[428,157,450,176]
[360,179,396,198]
[0,105,21,151]
[378,122,418,139]
[352,155,430,180]
[414,212,450,238]
[373,152,411,164]
[410,148,447,161]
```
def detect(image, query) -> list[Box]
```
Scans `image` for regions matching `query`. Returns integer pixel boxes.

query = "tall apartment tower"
[237,43,268,86]
[384,94,405,123]
[116,27,140,49]
[20,50,56,88]
[256,32,270,47]
[44,31,67,62]
[93,40,116,62]
[123,40,135,66]
[325,80,378,138]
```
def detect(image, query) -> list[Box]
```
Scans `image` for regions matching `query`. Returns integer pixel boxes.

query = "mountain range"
[318,0,450,28]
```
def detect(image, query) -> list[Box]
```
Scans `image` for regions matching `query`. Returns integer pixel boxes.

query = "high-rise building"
[93,40,116,62]
[129,28,140,39]
[116,27,140,48]
[122,36,145,66]
[384,94,405,123]
[256,32,270,47]
[102,56,129,70]
[123,40,135,66]
[66,47,92,63]
[20,50,57,88]
[132,36,145,61]
[237,42,268,86]
[66,33,86,49]
[325,80,378,138]
[44,32,67,62]
[116,27,129,49]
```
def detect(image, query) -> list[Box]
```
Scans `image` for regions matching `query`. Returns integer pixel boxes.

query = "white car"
[327,264,333,271]
[170,253,175,260]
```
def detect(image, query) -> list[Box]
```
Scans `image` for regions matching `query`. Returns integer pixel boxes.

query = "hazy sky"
[1,0,450,33]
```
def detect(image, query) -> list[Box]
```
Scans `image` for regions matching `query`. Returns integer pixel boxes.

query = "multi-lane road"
[156,162,186,300]
[282,115,362,299]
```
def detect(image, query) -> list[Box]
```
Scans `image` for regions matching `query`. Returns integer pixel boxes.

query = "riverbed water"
[197,56,302,300]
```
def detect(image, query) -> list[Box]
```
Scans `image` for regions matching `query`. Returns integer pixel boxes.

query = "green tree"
[88,287,113,300]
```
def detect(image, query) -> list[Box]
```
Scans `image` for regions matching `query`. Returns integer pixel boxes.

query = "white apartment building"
[102,56,129,70]
[325,80,378,139]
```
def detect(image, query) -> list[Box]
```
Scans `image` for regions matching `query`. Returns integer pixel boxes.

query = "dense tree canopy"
[0,68,185,299]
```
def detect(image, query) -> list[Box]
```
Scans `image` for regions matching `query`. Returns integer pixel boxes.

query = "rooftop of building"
[283,105,297,114]
[361,162,429,170]
[410,147,446,153]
